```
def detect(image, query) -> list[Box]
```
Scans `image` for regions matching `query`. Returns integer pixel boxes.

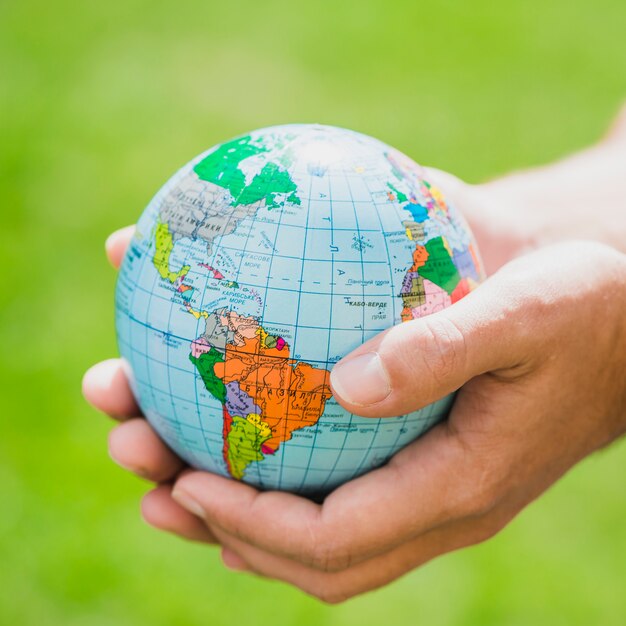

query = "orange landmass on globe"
[408,244,428,271]
[213,317,331,454]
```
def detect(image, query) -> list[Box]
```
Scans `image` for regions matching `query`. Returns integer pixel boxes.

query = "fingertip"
[105,225,135,269]
[141,485,176,524]
[173,469,259,509]
[173,469,232,494]
[82,358,141,419]
[221,547,250,571]
[107,419,152,479]
[141,485,218,543]
[108,418,185,482]
[172,470,269,526]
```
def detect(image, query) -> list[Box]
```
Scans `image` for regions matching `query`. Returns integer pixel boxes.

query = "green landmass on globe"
[115,124,484,495]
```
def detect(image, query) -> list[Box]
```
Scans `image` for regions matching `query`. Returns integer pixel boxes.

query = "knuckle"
[451,453,503,519]
[467,486,500,518]
[309,539,352,573]
[412,315,466,388]
[303,514,353,572]
[310,582,350,605]
[474,517,505,544]
[208,503,248,542]
[466,510,509,548]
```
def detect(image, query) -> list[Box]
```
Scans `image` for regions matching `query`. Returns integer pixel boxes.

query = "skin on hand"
[438,102,626,275]
[83,115,626,603]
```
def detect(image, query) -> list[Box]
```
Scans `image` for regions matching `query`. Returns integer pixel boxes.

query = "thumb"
[329,269,535,418]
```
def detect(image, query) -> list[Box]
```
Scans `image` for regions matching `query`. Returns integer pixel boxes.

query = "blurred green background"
[2,0,625,624]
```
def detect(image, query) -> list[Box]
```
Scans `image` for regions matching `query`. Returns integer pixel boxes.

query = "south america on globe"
[115,124,485,496]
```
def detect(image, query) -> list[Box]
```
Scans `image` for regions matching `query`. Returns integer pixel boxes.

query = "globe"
[115,124,485,497]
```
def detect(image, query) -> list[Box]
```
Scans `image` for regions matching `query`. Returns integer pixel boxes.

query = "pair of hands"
[83,117,626,603]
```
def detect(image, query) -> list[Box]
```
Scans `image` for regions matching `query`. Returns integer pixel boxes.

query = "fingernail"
[330,352,391,406]
[82,359,117,394]
[172,487,206,518]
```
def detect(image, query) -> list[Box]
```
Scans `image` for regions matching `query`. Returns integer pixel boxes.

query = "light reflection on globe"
[115,124,485,497]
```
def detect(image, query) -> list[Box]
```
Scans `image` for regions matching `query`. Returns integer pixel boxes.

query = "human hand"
[429,103,626,274]
[84,230,626,603]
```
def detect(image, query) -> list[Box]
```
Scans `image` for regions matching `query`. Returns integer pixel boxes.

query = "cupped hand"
[83,227,215,543]
[84,226,626,603]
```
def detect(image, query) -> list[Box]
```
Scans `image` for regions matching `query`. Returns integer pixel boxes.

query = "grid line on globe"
[115,124,484,496]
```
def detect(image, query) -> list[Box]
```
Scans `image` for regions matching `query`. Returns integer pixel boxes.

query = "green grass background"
[1,1,625,624]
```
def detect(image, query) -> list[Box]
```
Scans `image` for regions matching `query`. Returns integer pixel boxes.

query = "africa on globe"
[115,124,484,496]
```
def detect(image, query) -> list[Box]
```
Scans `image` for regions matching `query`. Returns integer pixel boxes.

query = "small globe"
[115,124,485,497]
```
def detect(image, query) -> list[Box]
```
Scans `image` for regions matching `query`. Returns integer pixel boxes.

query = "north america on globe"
[115,124,485,496]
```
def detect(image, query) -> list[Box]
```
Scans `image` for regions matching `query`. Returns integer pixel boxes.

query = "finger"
[210,510,506,603]
[82,358,142,420]
[422,167,469,202]
[329,260,539,417]
[171,424,495,572]
[421,167,498,275]
[221,548,252,572]
[172,471,323,566]
[141,484,218,543]
[109,418,185,482]
[105,225,135,269]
